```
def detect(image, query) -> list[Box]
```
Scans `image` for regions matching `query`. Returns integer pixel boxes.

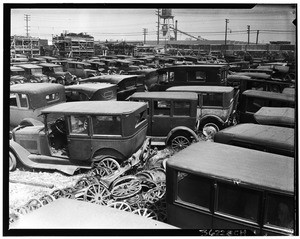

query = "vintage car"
[9,101,148,175]
[88,61,107,74]
[166,85,239,137]
[150,65,229,91]
[238,90,295,123]
[254,107,295,128]
[64,61,98,78]
[38,63,77,85]
[10,198,178,230]
[10,66,27,85]
[166,141,294,235]
[80,74,145,100]
[128,91,199,150]
[127,68,159,91]
[65,83,117,102]
[10,83,66,127]
[17,64,51,83]
[214,123,294,157]
[114,59,140,74]
[227,74,293,94]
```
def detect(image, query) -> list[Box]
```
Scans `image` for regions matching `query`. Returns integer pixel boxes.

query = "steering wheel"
[55,119,66,134]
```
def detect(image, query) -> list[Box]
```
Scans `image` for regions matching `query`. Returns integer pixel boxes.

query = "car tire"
[199,120,222,140]
[169,132,192,152]
[9,151,17,171]
[57,78,65,85]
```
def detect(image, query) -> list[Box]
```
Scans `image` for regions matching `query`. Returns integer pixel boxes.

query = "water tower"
[159,9,175,41]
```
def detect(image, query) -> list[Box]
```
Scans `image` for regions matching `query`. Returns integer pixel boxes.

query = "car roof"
[254,107,295,126]
[65,83,116,91]
[10,198,178,229]
[10,66,25,71]
[67,61,91,65]
[38,63,62,67]
[129,91,198,100]
[10,83,65,94]
[167,85,234,93]
[157,64,228,71]
[80,74,140,84]
[17,64,43,69]
[166,141,294,193]
[242,90,295,102]
[42,101,147,115]
[215,123,294,151]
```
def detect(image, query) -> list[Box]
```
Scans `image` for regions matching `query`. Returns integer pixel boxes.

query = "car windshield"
[31,68,43,75]
[53,66,63,72]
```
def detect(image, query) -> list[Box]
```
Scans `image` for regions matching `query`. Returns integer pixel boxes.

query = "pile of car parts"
[9,147,170,225]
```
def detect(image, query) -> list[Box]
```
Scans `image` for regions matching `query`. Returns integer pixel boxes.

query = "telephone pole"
[143,28,148,44]
[256,30,259,44]
[225,19,229,54]
[155,9,160,44]
[24,14,30,37]
[247,25,250,44]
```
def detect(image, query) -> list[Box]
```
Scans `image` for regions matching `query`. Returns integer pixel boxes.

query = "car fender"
[92,148,125,163]
[166,126,199,144]
[9,139,31,167]
[200,115,226,126]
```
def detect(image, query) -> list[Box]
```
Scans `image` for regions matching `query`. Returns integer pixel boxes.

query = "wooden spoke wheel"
[110,175,138,190]
[74,177,93,190]
[171,135,191,151]
[144,186,165,203]
[95,158,120,173]
[62,187,75,199]
[89,167,112,179]
[84,183,111,205]
[26,199,43,211]
[15,206,30,215]
[123,194,142,209]
[132,208,158,220]
[111,180,141,200]
[50,189,65,199]
[107,201,132,212]
[39,194,56,205]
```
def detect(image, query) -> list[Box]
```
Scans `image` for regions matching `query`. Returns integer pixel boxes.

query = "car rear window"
[92,115,121,135]
[202,93,223,107]
[216,183,261,222]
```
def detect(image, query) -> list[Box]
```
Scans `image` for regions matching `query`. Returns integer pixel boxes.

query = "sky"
[9,4,296,44]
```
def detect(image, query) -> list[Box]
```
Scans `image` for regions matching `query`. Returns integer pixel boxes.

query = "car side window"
[216,183,261,222]
[153,100,170,116]
[174,101,191,116]
[264,193,294,231]
[70,115,88,134]
[92,115,121,135]
[202,93,223,107]
[176,171,211,209]
[10,93,18,107]
[18,94,29,108]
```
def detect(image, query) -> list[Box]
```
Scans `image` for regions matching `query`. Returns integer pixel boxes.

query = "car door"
[150,99,172,137]
[67,115,92,161]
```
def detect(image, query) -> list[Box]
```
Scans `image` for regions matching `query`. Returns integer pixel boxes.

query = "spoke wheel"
[110,175,138,190]
[202,123,219,139]
[144,186,166,203]
[26,199,43,211]
[89,167,112,179]
[107,201,132,212]
[171,135,191,151]
[9,151,17,171]
[111,180,141,200]
[84,183,111,205]
[50,189,65,199]
[95,158,120,173]
[74,177,92,190]
[132,208,158,220]
[15,206,30,215]
[39,194,55,205]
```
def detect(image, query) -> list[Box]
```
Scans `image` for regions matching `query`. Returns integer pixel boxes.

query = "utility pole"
[256,30,259,44]
[225,19,229,54]
[175,20,178,41]
[24,14,30,37]
[247,25,250,44]
[156,9,160,45]
[143,28,148,44]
